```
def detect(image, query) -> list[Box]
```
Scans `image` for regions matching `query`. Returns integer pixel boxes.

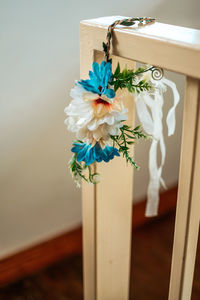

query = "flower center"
[95,98,111,106]
[98,85,103,93]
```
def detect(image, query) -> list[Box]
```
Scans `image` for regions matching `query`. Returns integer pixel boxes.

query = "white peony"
[64,84,128,147]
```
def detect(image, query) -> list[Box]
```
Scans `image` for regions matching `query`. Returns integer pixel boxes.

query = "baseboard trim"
[0,227,82,287]
[0,185,177,287]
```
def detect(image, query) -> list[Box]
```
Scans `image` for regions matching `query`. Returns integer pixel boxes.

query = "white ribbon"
[135,76,180,217]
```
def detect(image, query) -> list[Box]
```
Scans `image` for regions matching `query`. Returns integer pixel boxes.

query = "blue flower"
[78,61,115,99]
[71,142,120,166]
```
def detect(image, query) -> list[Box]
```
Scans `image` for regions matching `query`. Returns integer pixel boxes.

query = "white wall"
[0,0,200,258]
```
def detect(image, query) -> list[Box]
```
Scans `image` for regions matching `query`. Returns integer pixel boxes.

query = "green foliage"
[110,125,148,170]
[106,31,112,39]
[120,20,135,26]
[69,125,148,186]
[110,63,153,93]
[69,153,88,186]
[102,42,108,54]
[102,42,112,63]
[69,151,100,186]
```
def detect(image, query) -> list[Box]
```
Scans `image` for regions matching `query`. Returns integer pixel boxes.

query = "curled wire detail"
[151,67,164,80]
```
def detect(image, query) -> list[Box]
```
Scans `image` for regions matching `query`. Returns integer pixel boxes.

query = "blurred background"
[0,0,200,299]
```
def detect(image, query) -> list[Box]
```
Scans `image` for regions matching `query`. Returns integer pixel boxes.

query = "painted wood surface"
[168,78,200,300]
[80,16,200,300]
[81,16,200,79]
[95,51,135,300]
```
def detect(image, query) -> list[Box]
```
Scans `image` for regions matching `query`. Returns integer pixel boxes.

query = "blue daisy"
[71,142,120,166]
[78,61,115,99]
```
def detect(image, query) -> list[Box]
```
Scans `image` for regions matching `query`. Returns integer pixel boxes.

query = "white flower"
[64,84,128,146]
[91,173,101,184]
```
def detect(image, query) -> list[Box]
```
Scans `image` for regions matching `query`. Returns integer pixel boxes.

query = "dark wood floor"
[0,212,199,299]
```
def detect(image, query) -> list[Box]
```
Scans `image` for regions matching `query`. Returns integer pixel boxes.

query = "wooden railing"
[80,16,200,300]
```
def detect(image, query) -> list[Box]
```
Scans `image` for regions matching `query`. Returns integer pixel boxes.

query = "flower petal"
[100,60,106,75]
[92,62,100,81]
[77,144,89,162]
[105,88,115,99]
[85,146,95,165]
[71,143,84,153]
[89,70,100,89]
[78,79,99,94]
[102,62,112,88]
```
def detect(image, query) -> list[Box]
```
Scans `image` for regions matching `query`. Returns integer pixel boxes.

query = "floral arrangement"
[64,17,180,216]
[65,61,157,185]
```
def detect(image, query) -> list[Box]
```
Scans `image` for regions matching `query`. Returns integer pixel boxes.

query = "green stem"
[88,165,92,182]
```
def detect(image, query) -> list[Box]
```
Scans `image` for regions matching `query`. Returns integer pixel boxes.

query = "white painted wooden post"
[80,16,200,300]
[168,78,200,300]
[81,45,135,300]
[95,52,135,300]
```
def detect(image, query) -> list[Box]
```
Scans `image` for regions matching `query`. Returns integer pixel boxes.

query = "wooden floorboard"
[0,211,199,299]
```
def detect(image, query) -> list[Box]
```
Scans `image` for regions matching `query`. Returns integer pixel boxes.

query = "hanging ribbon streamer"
[135,75,180,216]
